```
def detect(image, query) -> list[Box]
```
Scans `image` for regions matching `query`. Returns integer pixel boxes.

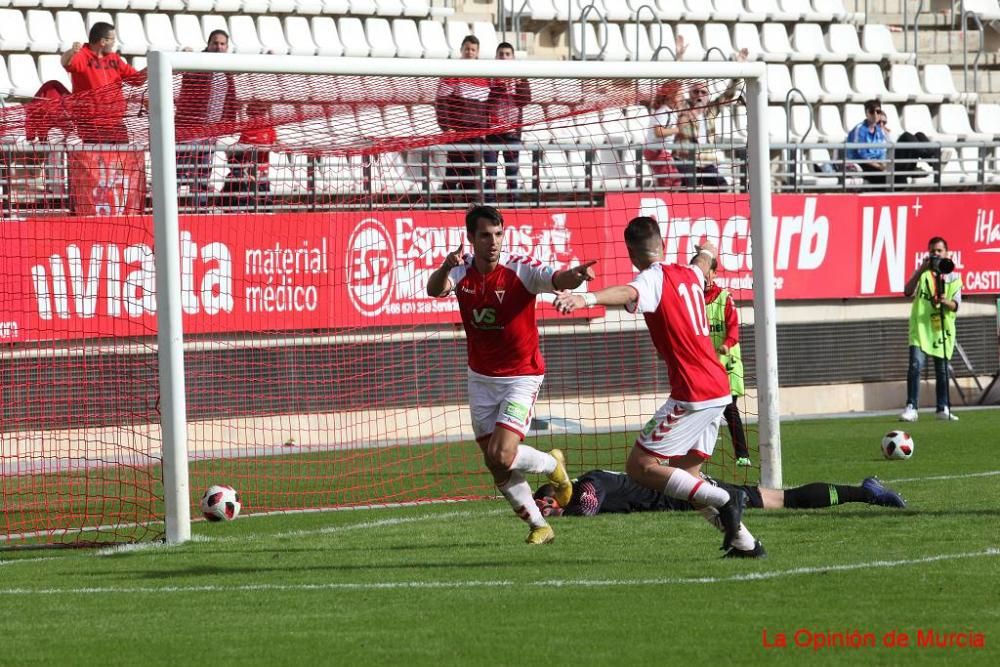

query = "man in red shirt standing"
[554,216,764,558]
[61,22,139,144]
[426,205,597,544]
[434,35,490,195]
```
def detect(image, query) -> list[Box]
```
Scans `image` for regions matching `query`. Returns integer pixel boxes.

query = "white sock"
[498,471,547,528]
[731,523,756,551]
[662,469,730,508]
[510,445,556,475]
[698,507,756,550]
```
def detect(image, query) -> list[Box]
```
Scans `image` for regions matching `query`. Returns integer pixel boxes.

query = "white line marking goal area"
[0,548,995,596]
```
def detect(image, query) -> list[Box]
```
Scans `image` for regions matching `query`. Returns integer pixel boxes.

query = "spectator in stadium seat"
[426,205,597,545]
[900,236,963,422]
[176,30,238,208]
[876,109,937,185]
[643,80,684,189]
[61,22,140,144]
[435,35,490,196]
[221,102,276,211]
[702,256,752,467]
[673,48,748,189]
[484,42,531,201]
[845,99,889,186]
[532,471,906,517]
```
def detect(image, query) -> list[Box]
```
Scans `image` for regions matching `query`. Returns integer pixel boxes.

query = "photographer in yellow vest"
[704,258,752,467]
[899,237,962,422]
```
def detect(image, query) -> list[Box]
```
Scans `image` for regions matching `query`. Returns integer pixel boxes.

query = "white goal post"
[146,52,780,544]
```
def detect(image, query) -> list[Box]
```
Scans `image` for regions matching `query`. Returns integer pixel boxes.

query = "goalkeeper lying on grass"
[533,470,906,517]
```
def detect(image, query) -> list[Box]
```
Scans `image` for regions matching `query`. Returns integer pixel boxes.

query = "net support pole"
[149,51,191,544]
[745,73,782,490]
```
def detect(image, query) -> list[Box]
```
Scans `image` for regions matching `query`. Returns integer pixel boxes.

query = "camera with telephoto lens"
[927,255,954,274]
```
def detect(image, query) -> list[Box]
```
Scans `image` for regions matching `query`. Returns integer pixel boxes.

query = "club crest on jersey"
[494,289,506,303]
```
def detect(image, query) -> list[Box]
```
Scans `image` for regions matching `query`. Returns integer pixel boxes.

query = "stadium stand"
[0,0,998,207]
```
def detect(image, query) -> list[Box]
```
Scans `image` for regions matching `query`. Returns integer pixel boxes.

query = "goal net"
[0,55,777,547]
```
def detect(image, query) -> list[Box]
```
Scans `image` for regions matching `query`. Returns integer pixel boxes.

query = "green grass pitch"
[1,410,998,665]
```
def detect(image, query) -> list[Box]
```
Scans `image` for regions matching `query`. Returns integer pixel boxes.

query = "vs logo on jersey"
[472,307,502,329]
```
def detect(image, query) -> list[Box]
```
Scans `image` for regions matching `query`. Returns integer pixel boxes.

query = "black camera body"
[928,256,955,275]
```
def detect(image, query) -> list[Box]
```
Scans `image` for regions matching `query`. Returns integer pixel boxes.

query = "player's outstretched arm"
[553,285,638,314]
[426,243,462,297]
[552,260,597,291]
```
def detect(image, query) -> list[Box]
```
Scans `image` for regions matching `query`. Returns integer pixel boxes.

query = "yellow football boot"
[526,524,555,545]
[548,449,573,508]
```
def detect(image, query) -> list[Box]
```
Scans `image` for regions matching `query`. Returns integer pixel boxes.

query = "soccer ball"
[881,431,915,460]
[200,484,241,521]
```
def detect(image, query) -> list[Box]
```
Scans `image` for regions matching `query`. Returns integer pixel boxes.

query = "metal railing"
[3,137,998,218]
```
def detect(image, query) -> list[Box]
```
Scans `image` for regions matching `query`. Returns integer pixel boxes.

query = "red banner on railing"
[1,208,610,342]
[606,192,1000,299]
[67,150,147,216]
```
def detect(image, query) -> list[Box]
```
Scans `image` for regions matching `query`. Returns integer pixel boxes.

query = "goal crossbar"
[146,52,779,544]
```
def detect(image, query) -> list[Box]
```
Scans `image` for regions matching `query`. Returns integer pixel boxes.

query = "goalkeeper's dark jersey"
[564,470,762,516]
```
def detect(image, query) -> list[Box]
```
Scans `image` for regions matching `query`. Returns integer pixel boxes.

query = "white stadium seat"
[471,20,497,57]
[55,10,86,50]
[38,53,71,89]
[338,17,370,57]
[283,16,316,56]
[862,24,912,64]
[711,0,754,22]
[158,0,185,9]
[100,0,128,10]
[828,24,880,63]
[974,102,1000,137]
[228,16,263,54]
[791,23,841,63]
[296,0,324,14]
[185,0,213,11]
[41,0,72,8]
[923,63,976,103]
[71,0,100,10]
[391,18,422,59]
[789,104,817,142]
[821,63,864,102]
[322,0,350,15]
[732,23,768,62]
[310,16,344,57]
[402,0,430,18]
[348,0,377,16]
[902,103,956,142]
[647,23,677,60]
[937,103,992,141]
[791,63,834,103]
[780,0,833,22]
[129,0,156,10]
[258,16,290,55]
[200,15,229,47]
[10,53,43,98]
[853,63,905,103]
[766,105,790,142]
[27,10,61,53]
[596,23,629,61]
[0,58,13,99]
[888,64,943,104]
[270,0,297,12]
[444,19,468,57]
[569,22,599,60]
[702,23,736,61]
[746,0,798,22]
[813,0,859,22]
[622,21,653,60]
[242,0,271,14]
[815,104,847,142]
[418,19,449,59]
[375,0,403,16]
[766,63,793,103]
[86,11,113,31]
[142,13,175,52]
[674,23,706,61]
[595,0,631,22]
[115,13,147,55]
[365,17,396,58]
[761,23,811,62]
[173,14,204,51]
[0,9,31,51]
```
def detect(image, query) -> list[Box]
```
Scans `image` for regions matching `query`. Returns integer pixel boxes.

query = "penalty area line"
[0,548,995,596]
[887,470,1000,484]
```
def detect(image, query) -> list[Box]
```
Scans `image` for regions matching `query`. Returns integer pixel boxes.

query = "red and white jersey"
[629,263,731,408]
[448,252,556,377]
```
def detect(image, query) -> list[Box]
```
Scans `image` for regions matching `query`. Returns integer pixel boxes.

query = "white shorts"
[468,369,543,442]
[634,398,725,461]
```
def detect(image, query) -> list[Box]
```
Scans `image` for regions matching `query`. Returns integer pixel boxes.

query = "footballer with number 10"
[427,205,597,545]
[554,216,763,558]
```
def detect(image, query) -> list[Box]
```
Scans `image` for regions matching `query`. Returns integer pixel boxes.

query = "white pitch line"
[0,548,995,596]
[887,470,1000,484]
